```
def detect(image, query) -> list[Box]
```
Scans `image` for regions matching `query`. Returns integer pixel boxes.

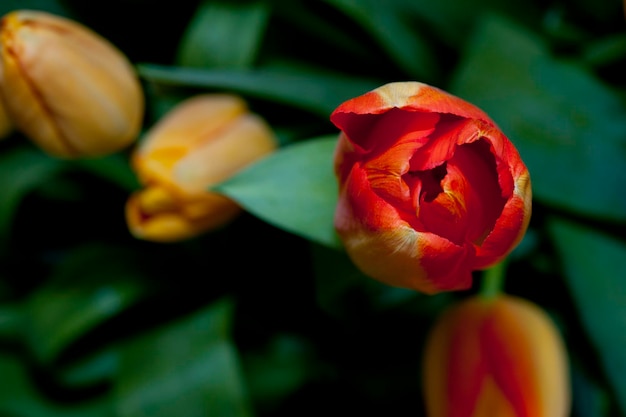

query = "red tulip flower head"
[331,82,532,294]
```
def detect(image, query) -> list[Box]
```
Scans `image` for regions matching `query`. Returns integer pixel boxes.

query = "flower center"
[405,139,506,246]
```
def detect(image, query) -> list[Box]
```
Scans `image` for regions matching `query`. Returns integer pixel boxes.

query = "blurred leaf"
[72,153,140,191]
[569,0,623,23]
[0,353,113,417]
[114,298,252,417]
[0,304,22,342]
[0,0,72,18]
[311,242,371,318]
[60,348,119,388]
[323,0,437,81]
[311,243,432,319]
[214,135,341,249]
[0,147,62,252]
[138,63,379,118]
[244,334,318,411]
[396,0,539,47]
[177,0,269,69]
[450,14,626,222]
[548,218,626,415]
[571,360,611,417]
[23,243,152,363]
[582,34,626,67]
[272,0,371,59]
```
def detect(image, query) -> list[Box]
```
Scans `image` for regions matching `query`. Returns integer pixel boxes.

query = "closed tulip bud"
[126,94,278,242]
[423,295,570,417]
[0,10,144,158]
[331,82,532,294]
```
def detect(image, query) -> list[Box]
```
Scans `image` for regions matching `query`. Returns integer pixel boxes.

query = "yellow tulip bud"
[126,94,278,242]
[0,10,144,158]
[423,294,570,417]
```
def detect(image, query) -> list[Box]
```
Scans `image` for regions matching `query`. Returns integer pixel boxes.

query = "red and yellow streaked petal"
[423,295,570,417]
[423,297,490,417]
[482,297,570,417]
[331,82,495,128]
[336,163,474,293]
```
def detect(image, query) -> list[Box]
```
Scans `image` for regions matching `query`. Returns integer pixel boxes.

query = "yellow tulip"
[0,10,144,157]
[423,294,570,417]
[126,94,278,242]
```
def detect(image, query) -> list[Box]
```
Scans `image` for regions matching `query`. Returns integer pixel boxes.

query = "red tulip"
[422,295,570,417]
[330,82,531,294]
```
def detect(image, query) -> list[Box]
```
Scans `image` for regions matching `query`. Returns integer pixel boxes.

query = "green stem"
[480,259,508,299]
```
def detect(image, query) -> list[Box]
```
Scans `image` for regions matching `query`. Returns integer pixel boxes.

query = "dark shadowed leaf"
[323,0,437,81]
[450,14,626,222]
[0,353,112,417]
[114,299,252,417]
[243,334,319,411]
[0,147,62,252]
[23,243,152,363]
[548,218,626,415]
[214,135,341,249]
[176,0,269,69]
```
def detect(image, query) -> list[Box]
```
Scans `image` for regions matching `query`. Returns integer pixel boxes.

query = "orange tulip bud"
[423,295,570,417]
[331,82,532,294]
[126,94,278,242]
[0,10,144,158]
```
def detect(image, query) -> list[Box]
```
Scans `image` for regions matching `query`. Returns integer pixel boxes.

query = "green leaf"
[548,218,626,415]
[114,299,252,417]
[23,243,152,363]
[582,34,626,67]
[0,353,113,417]
[176,0,269,69]
[397,0,539,47]
[0,0,72,18]
[243,334,318,411]
[0,304,22,342]
[323,0,437,81]
[214,135,342,249]
[272,1,371,59]
[137,64,380,118]
[450,14,626,222]
[0,147,63,252]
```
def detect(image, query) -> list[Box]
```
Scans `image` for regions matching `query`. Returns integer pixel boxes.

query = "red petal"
[331,82,495,128]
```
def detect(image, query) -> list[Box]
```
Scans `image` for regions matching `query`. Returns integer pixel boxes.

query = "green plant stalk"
[480,258,508,299]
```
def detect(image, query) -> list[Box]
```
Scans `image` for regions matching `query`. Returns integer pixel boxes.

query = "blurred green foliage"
[0,0,625,416]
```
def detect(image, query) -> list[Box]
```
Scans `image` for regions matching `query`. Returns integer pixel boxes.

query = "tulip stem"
[480,260,507,299]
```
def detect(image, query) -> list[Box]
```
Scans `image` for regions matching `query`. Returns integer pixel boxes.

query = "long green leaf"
[137,64,379,118]
[548,218,626,415]
[214,135,342,249]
